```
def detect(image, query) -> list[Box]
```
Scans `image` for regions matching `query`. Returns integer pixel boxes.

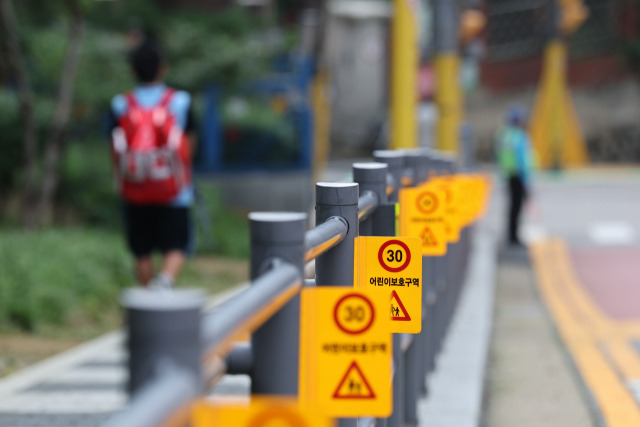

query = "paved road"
[524,168,640,426]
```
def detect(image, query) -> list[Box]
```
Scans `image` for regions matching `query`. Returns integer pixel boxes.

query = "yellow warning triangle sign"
[390,290,411,321]
[420,227,438,247]
[333,361,376,399]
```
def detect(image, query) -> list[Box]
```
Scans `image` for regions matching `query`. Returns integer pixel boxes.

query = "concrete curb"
[417,222,498,427]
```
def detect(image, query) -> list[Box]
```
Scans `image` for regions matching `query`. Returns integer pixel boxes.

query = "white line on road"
[588,222,636,245]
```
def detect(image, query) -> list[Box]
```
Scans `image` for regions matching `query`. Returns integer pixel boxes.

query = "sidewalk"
[0,287,246,427]
[482,247,594,427]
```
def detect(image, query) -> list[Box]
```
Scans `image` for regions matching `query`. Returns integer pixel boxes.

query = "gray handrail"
[201,261,302,356]
[101,360,198,427]
[304,216,349,262]
[358,190,379,222]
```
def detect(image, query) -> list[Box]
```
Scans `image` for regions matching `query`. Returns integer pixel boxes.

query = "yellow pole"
[390,0,418,149]
[311,68,331,184]
[528,40,588,169]
[434,53,462,153]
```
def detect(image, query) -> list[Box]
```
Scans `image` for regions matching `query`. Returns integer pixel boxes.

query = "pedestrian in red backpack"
[108,39,196,289]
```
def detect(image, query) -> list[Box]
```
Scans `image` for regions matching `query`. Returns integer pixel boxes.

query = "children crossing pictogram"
[390,290,411,321]
[333,361,376,399]
[420,226,438,247]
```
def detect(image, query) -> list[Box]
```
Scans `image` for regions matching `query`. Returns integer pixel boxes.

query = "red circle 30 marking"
[416,191,439,215]
[378,240,411,273]
[333,293,375,335]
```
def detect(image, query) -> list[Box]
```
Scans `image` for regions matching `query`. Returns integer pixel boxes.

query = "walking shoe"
[148,273,174,291]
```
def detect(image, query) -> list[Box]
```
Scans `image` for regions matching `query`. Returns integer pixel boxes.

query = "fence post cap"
[353,162,388,185]
[316,182,359,206]
[374,150,405,167]
[248,212,308,222]
[373,149,405,158]
[249,211,307,245]
[122,288,205,311]
[352,162,387,170]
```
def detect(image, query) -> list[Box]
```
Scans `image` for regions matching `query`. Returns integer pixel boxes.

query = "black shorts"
[123,204,192,258]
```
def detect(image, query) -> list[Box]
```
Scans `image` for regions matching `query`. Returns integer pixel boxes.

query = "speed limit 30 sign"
[354,236,422,333]
[299,288,391,417]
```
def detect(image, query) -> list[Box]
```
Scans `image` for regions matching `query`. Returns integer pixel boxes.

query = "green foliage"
[0,89,54,197]
[58,139,121,227]
[0,91,21,194]
[194,182,250,259]
[621,39,640,73]
[84,1,273,91]
[0,228,131,331]
[222,96,295,143]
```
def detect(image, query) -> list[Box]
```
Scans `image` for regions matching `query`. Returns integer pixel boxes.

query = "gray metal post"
[460,122,475,170]
[249,212,307,395]
[404,336,420,425]
[354,162,392,427]
[315,182,359,427]
[315,182,359,287]
[354,162,388,236]
[405,150,430,185]
[419,152,438,391]
[123,288,204,396]
[374,150,405,203]
[367,201,404,427]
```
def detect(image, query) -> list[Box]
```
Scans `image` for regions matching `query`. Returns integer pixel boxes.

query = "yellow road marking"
[531,239,640,425]
[607,339,640,380]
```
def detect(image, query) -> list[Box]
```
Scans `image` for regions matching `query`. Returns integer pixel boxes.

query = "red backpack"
[111,89,191,204]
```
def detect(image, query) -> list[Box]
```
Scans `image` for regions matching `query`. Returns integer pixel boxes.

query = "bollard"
[353,162,388,236]
[123,288,204,397]
[354,162,395,427]
[374,150,405,203]
[315,182,359,287]
[460,122,475,170]
[418,151,438,393]
[404,150,430,184]
[249,212,307,395]
[315,182,359,427]
[403,151,433,422]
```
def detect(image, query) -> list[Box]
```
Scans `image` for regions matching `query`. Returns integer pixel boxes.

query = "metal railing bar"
[357,190,378,222]
[201,262,302,359]
[304,216,348,262]
[102,360,198,427]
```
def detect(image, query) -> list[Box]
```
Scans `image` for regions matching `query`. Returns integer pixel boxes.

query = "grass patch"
[193,181,251,259]
[0,228,131,334]
[0,226,249,337]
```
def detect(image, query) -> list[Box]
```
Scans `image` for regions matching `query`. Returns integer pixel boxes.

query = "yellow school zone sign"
[354,236,423,333]
[191,397,334,427]
[299,288,392,417]
[399,185,448,255]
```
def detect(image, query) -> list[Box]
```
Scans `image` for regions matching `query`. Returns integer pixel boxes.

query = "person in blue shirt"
[495,104,535,247]
[108,39,196,288]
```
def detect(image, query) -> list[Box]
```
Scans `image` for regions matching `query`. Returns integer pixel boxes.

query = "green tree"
[0,0,85,228]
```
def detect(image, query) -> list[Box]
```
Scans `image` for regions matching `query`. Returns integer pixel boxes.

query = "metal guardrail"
[101,148,475,427]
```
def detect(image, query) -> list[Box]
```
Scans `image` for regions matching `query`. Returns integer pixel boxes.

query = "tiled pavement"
[0,288,249,427]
